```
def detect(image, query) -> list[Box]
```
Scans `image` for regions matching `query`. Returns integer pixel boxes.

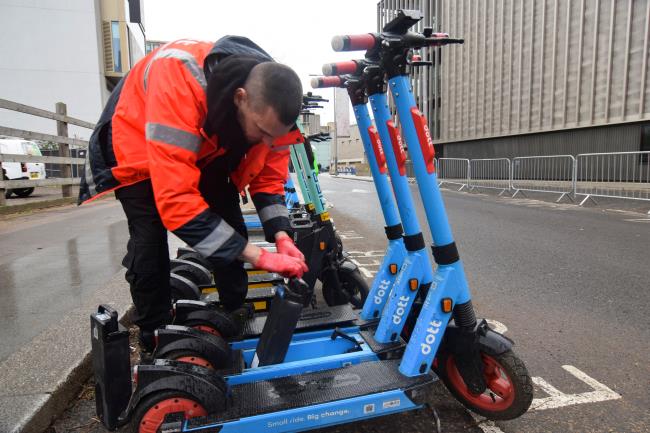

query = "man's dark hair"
[246,62,303,126]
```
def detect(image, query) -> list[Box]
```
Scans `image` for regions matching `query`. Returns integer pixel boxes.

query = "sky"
[143,0,380,125]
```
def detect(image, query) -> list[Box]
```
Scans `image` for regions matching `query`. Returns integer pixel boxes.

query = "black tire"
[128,389,207,433]
[170,259,212,286]
[177,251,213,271]
[181,316,239,340]
[170,274,201,301]
[436,349,533,420]
[13,187,34,198]
[4,189,12,199]
[321,266,369,308]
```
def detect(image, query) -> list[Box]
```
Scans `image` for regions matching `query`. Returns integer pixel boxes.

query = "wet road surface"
[0,199,128,362]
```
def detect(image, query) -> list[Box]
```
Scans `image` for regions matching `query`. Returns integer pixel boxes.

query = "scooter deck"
[359,328,406,354]
[184,359,435,429]
[241,304,358,338]
[202,286,276,304]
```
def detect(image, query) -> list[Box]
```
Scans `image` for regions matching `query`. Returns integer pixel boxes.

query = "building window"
[111,21,122,73]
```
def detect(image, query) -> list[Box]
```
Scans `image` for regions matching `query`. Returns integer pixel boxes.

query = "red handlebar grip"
[331,33,377,52]
[322,61,359,76]
[311,76,344,89]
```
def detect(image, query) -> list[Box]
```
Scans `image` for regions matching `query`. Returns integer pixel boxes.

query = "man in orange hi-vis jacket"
[79,36,308,351]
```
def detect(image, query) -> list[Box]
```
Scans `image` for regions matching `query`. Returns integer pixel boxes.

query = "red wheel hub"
[445,354,515,411]
[139,397,207,433]
[175,355,213,369]
[192,324,221,337]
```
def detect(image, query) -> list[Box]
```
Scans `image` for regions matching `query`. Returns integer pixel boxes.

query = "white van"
[0,138,46,198]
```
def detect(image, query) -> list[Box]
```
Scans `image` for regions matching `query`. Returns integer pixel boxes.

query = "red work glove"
[254,248,308,279]
[275,233,305,261]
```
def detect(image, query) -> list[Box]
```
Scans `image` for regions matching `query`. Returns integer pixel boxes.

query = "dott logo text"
[374,279,391,305]
[420,320,443,355]
[392,295,411,325]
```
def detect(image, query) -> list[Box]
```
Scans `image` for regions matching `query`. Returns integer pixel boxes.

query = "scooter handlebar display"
[311,75,344,89]
[331,33,378,51]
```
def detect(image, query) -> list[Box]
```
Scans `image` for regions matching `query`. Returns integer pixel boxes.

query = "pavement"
[0,199,182,433]
[0,175,647,433]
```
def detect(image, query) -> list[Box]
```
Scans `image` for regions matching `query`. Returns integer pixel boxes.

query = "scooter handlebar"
[322,60,360,76]
[311,75,344,89]
[331,33,378,52]
[426,36,464,46]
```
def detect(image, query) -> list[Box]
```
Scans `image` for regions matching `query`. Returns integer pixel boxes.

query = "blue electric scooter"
[90,10,532,433]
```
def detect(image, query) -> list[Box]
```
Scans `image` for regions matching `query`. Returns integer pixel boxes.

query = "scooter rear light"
[154,329,159,348]
[133,365,139,384]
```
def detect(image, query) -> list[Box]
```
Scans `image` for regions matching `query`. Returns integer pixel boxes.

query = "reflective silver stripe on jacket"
[143,48,207,91]
[259,204,288,223]
[146,123,202,153]
[82,146,97,196]
[193,220,236,257]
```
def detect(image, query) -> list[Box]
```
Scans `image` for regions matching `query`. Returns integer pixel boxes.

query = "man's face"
[234,88,291,146]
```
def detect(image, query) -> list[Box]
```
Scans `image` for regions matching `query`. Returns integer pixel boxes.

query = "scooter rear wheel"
[437,349,533,420]
[130,390,207,433]
[164,349,214,369]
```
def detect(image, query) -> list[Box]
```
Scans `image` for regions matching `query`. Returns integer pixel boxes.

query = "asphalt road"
[50,174,650,433]
[317,175,650,433]
[0,198,128,362]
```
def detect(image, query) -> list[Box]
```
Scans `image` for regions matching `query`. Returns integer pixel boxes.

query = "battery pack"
[90,305,131,430]
[252,279,312,367]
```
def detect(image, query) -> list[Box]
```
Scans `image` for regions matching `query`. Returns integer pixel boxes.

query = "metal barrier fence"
[0,98,93,205]
[468,158,511,195]
[511,155,576,202]
[437,158,470,190]
[575,151,650,204]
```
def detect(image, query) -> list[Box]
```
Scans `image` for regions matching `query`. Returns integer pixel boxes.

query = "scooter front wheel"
[321,266,369,308]
[437,349,533,420]
[129,390,207,433]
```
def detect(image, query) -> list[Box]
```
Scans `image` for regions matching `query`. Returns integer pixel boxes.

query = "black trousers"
[116,157,248,332]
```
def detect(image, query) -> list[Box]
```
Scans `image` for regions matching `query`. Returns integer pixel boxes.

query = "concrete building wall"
[377,0,650,158]
[0,0,146,140]
[0,0,108,138]
[439,0,650,143]
[333,123,366,165]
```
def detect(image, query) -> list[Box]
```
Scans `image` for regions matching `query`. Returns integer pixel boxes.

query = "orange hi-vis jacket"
[79,37,303,265]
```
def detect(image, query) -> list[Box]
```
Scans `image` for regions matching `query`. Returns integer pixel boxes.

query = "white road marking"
[338,230,364,240]
[623,218,650,223]
[347,250,385,278]
[470,414,506,433]
[530,365,622,411]
[471,365,621,433]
